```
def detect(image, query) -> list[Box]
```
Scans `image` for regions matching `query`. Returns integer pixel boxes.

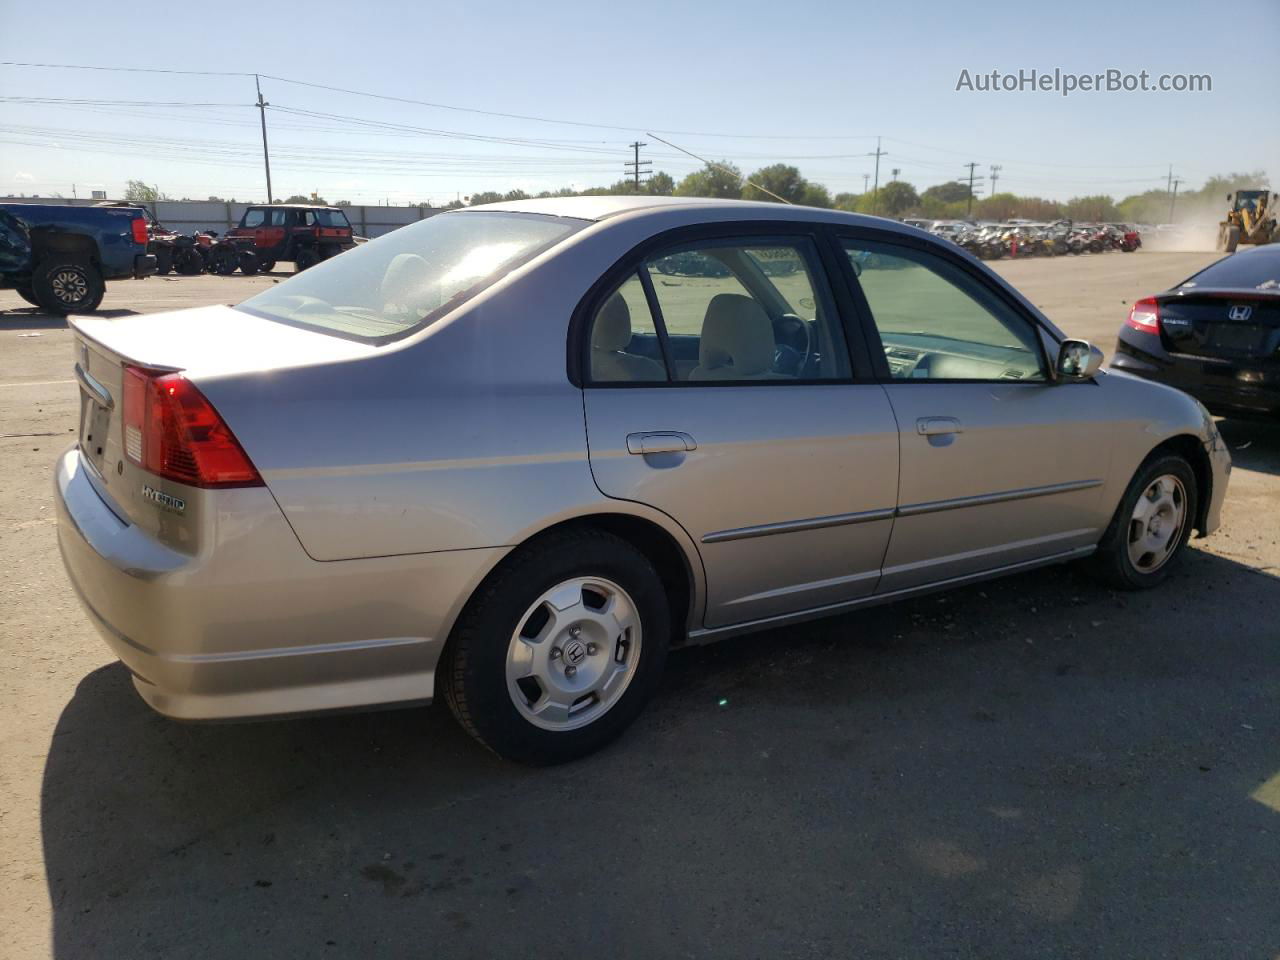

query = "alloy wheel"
[505,577,642,731]
[1127,474,1187,573]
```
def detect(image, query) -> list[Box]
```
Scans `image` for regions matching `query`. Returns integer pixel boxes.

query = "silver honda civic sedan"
[56,196,1230,763]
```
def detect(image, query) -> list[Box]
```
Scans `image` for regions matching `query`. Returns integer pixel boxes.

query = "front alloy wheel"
[1126,474,1188,574]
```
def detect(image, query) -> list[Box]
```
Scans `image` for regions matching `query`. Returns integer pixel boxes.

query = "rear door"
[834,233,1115,592]
[581,225,899,629]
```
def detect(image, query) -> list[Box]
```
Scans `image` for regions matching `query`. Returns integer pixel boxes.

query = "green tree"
[1063,194,1119,222]
[741,164,809,204]
[674,161,742,199]
[467,191,504,205]
[832,192,860,212]
[123,180,165,202]
[646,171,675,196]
[870,180,919,216]
[920,181,971,205]
[281,193,328,205]
[800,182,832,208]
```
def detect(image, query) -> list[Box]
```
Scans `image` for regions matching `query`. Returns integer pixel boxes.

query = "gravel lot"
[1,252,1277,959]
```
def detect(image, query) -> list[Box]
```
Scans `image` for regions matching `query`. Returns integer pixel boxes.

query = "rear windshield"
[314,209,350,227]
[1180,250,1280,292]
[236,211,583,341]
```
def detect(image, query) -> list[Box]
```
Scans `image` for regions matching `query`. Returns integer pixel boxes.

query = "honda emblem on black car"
[1228,305,1253,322]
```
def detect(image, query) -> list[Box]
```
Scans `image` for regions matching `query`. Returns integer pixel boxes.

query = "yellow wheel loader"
[1218,190,1278,253]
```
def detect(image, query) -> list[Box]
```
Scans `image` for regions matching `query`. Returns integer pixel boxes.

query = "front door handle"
[626,431,697,455]
[916,417,963,436]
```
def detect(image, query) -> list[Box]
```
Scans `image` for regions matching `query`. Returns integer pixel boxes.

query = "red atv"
[225,204,356,272]
[1109,223,1142,252]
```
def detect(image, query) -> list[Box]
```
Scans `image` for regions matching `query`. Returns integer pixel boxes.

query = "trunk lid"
[69,305,376,542]
[1158,292,1280,362]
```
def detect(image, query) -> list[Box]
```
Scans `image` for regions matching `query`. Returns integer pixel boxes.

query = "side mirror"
[1056,339,1104,380]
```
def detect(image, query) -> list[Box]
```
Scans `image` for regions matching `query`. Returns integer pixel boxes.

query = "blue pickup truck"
[0,203,156,314]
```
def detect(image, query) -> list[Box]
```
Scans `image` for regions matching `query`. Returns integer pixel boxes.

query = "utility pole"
[963,162,981,216]
[890,167,900,182]
[862,173,870,193]
[866,136,887,214]
[624,141,651,192]
[255,74,273,204]
[989,164,1002,196]
[1166,164,1173,195]
[1168,177,1183,222]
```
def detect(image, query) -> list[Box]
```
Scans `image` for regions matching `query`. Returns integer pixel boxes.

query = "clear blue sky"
[0,0,1275,205]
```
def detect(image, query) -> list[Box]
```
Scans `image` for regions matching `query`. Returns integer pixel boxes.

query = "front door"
[837,235,1115,592]
[582,230,899,628]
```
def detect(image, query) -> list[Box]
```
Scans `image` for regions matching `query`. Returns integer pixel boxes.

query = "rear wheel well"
[1149,434,1212,535]
[30,231,99,267]
[535,515,694,645]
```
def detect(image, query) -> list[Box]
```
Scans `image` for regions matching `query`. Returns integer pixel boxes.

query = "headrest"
[592,292,632,351]
[698,294,774,375]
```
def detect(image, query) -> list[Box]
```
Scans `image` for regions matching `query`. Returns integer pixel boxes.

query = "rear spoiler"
[69,315,184,373]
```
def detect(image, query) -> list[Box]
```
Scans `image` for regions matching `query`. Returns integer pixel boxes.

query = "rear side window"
[590,273,667,383]
[237,211,582,342]
[315,209,351,228]
[586,236,849,384]
[243,209,265,228]
[269,209,288,226]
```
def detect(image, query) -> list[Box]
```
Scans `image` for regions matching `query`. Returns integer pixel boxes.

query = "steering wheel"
[772,313,813,376]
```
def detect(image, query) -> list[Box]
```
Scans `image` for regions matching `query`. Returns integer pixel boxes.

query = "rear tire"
[154,248,174,275]
[31,256,105,314]
[1089,453,1198,590]
[257,258,277,273]
[238,251,259,275]
[440,528,670,765]
[15,285,40,307]
[295,247,319,271]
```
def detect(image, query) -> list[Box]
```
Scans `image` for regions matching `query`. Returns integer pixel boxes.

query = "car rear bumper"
[54,447,506,721]
[133,253,157,278]
[1112,351,1280,419]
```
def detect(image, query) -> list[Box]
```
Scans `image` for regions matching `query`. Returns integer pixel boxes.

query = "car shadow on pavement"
[41,548,1280,958]
[1217,417,1280,478]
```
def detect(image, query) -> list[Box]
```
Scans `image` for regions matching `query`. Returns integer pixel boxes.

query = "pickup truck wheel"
[32,257,105,314]
[15,285,40,307]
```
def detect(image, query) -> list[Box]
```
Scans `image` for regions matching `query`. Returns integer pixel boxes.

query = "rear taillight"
[122,366,262,488]
[1125,297,1160,333]
[131,217,149,245]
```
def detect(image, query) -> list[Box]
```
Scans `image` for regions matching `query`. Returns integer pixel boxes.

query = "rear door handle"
[626,431,697,455]
[916,417,963,436]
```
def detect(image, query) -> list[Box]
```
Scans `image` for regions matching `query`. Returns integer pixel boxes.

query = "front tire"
[441,528,670,765]
[31,256,105,314]
[1090,453,1198,590]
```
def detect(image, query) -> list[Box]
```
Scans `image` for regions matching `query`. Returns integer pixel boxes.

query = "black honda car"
[1113,245,1280,420]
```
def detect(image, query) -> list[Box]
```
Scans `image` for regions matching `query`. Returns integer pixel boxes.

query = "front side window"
[238,211,582,341]
[588,237,849,383]
[243,209,266,228]
[843,240,1046,382]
